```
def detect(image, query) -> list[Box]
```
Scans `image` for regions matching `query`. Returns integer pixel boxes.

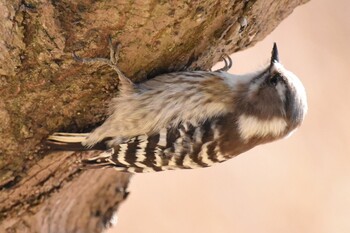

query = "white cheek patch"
[238,114,287,141]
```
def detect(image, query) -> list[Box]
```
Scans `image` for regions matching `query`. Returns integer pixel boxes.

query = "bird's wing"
[82,117,230,173]
[84,71,236,147]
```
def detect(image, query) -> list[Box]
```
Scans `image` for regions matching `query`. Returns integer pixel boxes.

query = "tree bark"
[0,0,309,232]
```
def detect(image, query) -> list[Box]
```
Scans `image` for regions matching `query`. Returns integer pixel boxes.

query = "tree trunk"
[0,0,309,232]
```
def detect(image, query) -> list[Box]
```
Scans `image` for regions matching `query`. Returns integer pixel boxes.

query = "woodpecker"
[47,42,307,173]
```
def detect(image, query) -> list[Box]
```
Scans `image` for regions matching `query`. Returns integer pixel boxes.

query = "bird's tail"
[46,133,121,170]
[46,132,91,151]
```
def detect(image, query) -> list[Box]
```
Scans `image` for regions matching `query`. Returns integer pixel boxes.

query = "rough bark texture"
[0,0,309,232]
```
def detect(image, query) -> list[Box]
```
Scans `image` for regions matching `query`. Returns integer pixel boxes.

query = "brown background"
[110,0,350,232]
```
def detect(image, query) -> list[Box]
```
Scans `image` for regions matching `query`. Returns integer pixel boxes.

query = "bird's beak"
[270,42,279,66]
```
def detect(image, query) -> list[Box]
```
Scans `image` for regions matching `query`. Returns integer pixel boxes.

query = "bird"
[46,41,307,173]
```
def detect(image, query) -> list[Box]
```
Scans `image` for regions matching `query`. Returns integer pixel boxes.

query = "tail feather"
[46,132,108,151]
[48,132,90,143]
[81,148,118,168]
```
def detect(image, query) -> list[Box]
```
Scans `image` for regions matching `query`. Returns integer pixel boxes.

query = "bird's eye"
[269,74,281,86]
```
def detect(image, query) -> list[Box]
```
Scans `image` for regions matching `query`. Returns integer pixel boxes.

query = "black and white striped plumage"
[47,43,307,173]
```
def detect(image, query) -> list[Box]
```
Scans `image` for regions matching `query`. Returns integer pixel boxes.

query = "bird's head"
[229,43,308,141]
